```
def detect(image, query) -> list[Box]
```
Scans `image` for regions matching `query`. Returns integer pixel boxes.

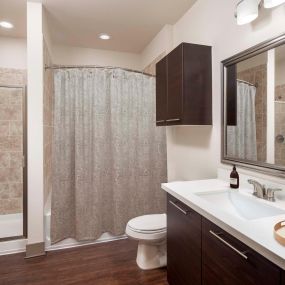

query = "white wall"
[141,24,173,70]
[27,1,44,247]
[52,45,141,70]
[141,0,285,182]
[0,37,26,69]
[42,6,54,62]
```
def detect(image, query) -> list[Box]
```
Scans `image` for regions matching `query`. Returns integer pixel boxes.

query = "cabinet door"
[167,195,201,285]
[226,64,237,126]
[281,271,285,285]
[202,218,280,285]
[167,45,183,125]
[156,57,167,126]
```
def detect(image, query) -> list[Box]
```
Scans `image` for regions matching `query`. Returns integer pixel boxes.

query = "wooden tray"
[274,221,285,246]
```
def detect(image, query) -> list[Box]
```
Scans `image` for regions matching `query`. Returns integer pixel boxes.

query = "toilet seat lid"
[128,214,166,232]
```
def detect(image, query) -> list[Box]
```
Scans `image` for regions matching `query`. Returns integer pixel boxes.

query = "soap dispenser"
[230,165,239,189]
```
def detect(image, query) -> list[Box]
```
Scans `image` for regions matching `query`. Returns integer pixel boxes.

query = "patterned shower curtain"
[51,68,167,243]
[227,81,257,161]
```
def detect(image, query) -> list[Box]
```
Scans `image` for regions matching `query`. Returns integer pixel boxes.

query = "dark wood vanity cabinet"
[167,195,202,285]
[156,42,212,126]
[202,219,280,285]
[167,194,282,285]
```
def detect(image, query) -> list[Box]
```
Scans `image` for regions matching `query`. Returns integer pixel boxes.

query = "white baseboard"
[0,239,27,256]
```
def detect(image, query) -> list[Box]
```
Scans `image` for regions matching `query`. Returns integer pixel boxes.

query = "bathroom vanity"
[163,179,285,285]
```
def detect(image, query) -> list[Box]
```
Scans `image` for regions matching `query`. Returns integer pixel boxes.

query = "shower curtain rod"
[237,79,258,88]
[44,64,156,77]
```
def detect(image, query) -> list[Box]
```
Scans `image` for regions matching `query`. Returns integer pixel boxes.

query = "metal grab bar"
[209,230,248,260]
[169,201,189,215]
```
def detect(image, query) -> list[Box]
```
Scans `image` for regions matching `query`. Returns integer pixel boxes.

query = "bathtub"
[44,192,127,251]
[0,213,23,239]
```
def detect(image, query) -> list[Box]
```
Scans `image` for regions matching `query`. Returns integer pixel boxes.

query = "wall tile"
[9,89,23,105]
[0,183,9,199]
[0,152,10,168]
[9,121,23,136]
[43,40,54,204]
[0,68,25,215]
[0,136,22,151]
[9,183,22,198]
[0,105,22,121]
[10,152,22,168]
[0,89,10,105]
[0,121,9,136]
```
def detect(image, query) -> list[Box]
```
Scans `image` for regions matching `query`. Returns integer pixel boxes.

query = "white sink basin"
[195,190,285,220]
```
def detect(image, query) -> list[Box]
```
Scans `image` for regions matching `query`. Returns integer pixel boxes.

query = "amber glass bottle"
[230,165,239,189]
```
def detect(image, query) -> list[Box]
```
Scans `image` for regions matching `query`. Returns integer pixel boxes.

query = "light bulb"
[264,0,285,8]
[236,0,259,25]
[0,21,14,29]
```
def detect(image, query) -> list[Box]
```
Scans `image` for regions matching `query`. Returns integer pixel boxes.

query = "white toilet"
[125,213,167,270]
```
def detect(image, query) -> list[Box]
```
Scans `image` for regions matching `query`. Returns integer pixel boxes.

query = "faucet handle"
[247,179,266,195]
[266,188,282,202]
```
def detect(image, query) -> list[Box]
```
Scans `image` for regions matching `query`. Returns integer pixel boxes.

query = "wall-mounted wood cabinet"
[156,43,212,126]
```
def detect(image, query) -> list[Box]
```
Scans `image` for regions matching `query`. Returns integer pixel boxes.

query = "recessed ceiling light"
[99,33,111,40]
[0,21,14,29]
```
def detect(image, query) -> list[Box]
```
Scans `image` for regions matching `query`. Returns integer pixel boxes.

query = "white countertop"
[162,179,285,269]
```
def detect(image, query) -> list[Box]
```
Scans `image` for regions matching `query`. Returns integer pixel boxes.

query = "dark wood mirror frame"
[221,33,285,178]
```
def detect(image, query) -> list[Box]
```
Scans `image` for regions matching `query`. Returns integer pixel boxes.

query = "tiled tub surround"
[0,87,23,215]
[0,68,26,87]
[237,64,267,162]
[162,179,285,269]
[275,84,285,166]
[43,41,54,205]
[0,67,25,217]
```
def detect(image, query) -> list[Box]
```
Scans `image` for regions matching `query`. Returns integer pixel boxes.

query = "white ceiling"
[0,0,26,38]
[45,0,196,53]
[0,0,197,53]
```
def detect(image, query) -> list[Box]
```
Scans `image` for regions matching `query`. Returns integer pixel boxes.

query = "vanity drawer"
[202,218,281,285]
[167,194,202,285]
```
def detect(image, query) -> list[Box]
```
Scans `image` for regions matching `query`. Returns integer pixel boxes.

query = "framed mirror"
[222,33,285,177]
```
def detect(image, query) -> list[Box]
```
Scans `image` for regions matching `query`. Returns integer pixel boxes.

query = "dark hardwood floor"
[0,239,167,285]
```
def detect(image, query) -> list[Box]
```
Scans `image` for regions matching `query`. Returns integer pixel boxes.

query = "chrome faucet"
[247,179,282,202]
[247,179,266,199]
[266,188,282,202]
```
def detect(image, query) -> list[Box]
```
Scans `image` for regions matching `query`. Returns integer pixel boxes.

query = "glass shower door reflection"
[0,86,26,240]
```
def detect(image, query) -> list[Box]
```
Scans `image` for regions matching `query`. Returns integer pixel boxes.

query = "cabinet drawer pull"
[156,120,165,123]
[169,200,189,215]
[209,230,248,260]
[166,118,181,122]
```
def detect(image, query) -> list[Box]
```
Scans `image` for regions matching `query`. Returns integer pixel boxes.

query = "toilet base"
[136,240,167,270]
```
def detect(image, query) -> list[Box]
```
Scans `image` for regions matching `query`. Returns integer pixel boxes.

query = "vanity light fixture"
[263,0,285,8]
[0,21,14,29]
[235,0,260,25]
[98,33,111,40]
[235,0,285,24]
